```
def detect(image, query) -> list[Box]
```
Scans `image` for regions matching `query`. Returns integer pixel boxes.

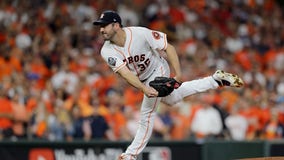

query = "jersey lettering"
[134,55,139,62]
[138,64,146,72]
[128,57,134,64]
[123,54,150,72]
[140,54,145,61]
[145,58,150,66]
[139,58,150,72]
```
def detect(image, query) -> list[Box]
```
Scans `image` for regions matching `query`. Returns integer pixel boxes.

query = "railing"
[0,139,283,160]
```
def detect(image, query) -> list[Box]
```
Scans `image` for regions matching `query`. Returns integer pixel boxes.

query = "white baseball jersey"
[101,27,167,81]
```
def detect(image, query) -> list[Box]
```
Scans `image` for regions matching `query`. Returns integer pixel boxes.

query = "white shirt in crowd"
[225,114,248,141]
[191,105,223,136]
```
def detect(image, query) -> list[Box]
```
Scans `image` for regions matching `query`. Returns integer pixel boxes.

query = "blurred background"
[0,0,284,159]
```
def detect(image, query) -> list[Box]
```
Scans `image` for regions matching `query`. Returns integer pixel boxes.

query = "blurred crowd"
[0,0,284,142]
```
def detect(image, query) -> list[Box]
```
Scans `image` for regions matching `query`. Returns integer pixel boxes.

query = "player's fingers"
[144,86,158,97]
[146,91,158,98]
[150,88,159,97]
[146,93,157,98]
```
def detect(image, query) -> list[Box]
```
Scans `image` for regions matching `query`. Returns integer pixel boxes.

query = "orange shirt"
[220,90,239,112]
[240,106,262,138]
[104,111,126,139]
[148,19,166,31]
[262,49,277,66]
[36,121,47,137]
[0,56,22,80]
[79,85,91,103]
[278,112,284,126]
[188,104,202,127]
[12,102,28,122]
[97,104,110,117]
[30,60,50,89]
[186,0,205,13]
[63,96,75,111]
[170,111,189,140]
[78,100,94,118]
[258,107,271,130]
[234,50,252,70]
[124,87,143,109]
[0,97,13,129]
[26,98,53,114]
[168,6,185,25]
[93,74,117,104]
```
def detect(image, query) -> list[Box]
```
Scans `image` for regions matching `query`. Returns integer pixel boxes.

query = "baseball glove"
[149,77,182,97]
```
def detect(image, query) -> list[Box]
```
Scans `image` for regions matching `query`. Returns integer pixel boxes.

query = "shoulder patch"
[152,31,161,40]
[108,57,117,66]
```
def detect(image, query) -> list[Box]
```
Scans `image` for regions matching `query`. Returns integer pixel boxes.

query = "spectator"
[47,111,64,141]
[124,106,140,139]
[29,101,49,139]
[103,89,130,140]
[0,51,22,80]
[238,90,264,139]
[71,106,89,140]
[71,104,113,141]
[11,93,29,139]
[51,60,79,94]
[0,89,14,139]
[191,95,223,142]
[89,109,113,140]
[153,103,173,140]
[169,102,190,140]
[225,104,248,141]
[261,108,284,140]
[117,2,140,26]
[47,104,73,141]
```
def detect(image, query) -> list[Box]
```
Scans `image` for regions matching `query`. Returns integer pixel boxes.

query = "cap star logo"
[100,14,104,19]
[108,57,117,66]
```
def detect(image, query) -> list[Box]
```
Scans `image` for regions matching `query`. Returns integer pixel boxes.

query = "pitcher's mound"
[239,157,284,160]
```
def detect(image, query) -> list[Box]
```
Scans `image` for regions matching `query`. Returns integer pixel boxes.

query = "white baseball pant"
[120,60,219,160]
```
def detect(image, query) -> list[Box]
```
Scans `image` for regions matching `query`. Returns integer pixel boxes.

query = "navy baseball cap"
[93,10,122,26]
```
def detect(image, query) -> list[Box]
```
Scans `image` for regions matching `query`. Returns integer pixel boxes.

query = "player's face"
[100,23,117,41]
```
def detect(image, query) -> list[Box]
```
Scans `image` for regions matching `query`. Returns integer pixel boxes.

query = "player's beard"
[101,30,116,41]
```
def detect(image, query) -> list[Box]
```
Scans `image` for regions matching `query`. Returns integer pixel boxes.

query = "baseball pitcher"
[93,10,243,160]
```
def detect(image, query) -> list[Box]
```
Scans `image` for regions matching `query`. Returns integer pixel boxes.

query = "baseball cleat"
[118,153,137,160]
[213,70,244,87]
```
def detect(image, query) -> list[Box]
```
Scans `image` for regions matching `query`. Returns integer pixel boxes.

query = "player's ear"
[112,22,122,28]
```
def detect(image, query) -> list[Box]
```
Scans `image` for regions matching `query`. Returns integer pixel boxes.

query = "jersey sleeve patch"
[108,57,117,66]
[152,31,161,40]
